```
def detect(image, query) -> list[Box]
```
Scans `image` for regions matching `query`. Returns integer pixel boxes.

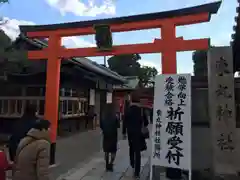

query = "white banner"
[106,92,113,104]
[89,89,95,105]
[151,74,191,171]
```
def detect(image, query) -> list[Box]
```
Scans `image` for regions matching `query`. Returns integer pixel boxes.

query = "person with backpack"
[13,119,51,180]
[100,104,120,172]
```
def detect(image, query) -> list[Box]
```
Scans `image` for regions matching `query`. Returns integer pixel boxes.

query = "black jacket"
[100,114,120,137]
[8,117,36,161]
[125,104,149,135]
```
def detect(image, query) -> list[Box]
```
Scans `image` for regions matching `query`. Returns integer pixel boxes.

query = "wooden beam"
[176,38,210,51]
[27,38,210,60]
[26,13,209,38]
[173,13,209,26]
[60,43,161,58]
[28,42,161,59]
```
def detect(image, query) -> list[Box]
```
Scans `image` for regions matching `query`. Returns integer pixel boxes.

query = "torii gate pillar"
[45,35,61,164]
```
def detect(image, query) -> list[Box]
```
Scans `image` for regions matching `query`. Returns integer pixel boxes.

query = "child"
[0,144,12,180]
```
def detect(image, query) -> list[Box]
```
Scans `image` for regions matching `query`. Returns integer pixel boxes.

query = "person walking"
[100,104,120,172]
[86,106,96,130]
[8,103,38,162]
[122,100,130,139]
[13,119,51,180]
[150,108,153,124]
[125,94,149,179]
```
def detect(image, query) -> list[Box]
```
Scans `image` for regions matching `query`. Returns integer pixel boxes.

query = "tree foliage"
[108,54,158,87]
[138,66,158,87]
[0,29,11,48]
[192,50,208,76]
[0,30,29,73]
[0,0,9,4]
[108,54,141,76]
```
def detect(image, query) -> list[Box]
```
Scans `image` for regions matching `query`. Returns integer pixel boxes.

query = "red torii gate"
[20,1,221,164]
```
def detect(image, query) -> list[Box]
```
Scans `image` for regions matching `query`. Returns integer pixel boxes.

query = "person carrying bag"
[141,108,149,139]
[139,107,149,152]
[125,94,150,179]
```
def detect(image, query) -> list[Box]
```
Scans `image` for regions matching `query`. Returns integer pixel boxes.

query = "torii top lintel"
[20,1,221,37]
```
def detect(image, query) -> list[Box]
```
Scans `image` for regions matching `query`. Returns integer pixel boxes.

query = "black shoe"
[134,175,140,180]
[106,164,110,171]
[130,163,134,168]
[108,164,114,172]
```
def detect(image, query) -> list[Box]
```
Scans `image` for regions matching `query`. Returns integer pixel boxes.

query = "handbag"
[141,126,149,139]
[141,107,149,139]
[140,136,147,151]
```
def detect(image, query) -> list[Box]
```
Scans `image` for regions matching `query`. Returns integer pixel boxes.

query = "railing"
[0,96,88,119]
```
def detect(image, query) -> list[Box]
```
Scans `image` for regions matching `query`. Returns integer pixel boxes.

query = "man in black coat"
[8,103,37,161]
[125,94,149,179]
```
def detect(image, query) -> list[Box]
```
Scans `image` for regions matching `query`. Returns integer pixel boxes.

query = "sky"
[0,0,238,74]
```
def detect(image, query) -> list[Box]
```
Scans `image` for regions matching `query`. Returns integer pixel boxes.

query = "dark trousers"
[128,133,141,176]
[122,123,126,135]
[85,119,88,129]
[9,144,16,162]
[85,117,94,129]
[122,116,127,135]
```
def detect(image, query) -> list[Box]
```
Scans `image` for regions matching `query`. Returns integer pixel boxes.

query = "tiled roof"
[113,76,140,90]
[74,57,126,83]
[18,34,126,83]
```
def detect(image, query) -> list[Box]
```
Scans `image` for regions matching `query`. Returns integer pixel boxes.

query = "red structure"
[20,1,221,163]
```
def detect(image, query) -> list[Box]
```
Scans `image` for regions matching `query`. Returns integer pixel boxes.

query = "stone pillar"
[208,46,238,179]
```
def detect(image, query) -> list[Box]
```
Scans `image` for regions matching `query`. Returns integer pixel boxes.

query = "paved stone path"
[6,125,152,180]
[50,126,126,178]
[56,139,151,180]
[6,128,112,180]
[51,128,104,179]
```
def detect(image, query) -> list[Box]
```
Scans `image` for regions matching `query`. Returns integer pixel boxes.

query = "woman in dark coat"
[100,104,120,171]
[86,106,96,130]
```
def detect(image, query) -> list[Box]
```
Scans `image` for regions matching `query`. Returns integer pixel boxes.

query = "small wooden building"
[0,34,126,137]
[113,76,154,115]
